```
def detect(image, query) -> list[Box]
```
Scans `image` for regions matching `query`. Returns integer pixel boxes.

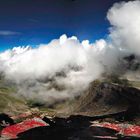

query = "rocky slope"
[71,82,140,117]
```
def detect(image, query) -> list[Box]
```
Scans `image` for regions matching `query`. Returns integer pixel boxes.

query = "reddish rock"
[92,122,140,137]
[1,117,47,139]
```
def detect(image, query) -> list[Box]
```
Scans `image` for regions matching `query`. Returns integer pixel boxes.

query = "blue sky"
[0,0,132,51]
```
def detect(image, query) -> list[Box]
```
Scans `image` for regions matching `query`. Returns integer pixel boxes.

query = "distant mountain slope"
[70,82,140,116]
[0,92,29,115]
[0,80,29,115]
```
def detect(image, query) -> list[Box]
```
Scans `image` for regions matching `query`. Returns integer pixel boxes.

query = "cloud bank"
[0,0,140,105]
[0,36,105,104]
[107,0,140,55]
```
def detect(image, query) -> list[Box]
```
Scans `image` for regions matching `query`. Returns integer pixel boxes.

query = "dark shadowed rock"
[14,115,140,140]
[0,113,14,127]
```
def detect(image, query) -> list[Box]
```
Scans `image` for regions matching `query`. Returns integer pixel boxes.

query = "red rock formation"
[1,117,47,139]
[92,122,140,137]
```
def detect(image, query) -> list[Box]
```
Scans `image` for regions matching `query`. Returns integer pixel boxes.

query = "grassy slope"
[0,79,29,115]
[129,81,140,89]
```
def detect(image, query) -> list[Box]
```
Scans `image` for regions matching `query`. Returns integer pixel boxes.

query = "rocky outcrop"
[0,113,14,127]
[72,82,140,118]
[12,115,140,140]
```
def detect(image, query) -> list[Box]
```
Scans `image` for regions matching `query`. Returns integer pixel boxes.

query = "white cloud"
[0,30,20,36]
[107,0,140,55]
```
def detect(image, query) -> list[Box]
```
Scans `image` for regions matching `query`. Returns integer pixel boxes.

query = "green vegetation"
[106,74,131,87]
[0,90,27,112]
[0,78,28,114]
[27,99,46,108]
[129,81,140,89]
